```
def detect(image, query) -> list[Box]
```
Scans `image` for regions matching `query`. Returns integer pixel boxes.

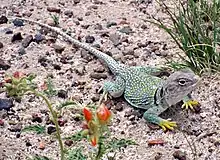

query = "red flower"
[13,71,25,79]
[90,135,97,146]
[83,107,93,122]
[96,103,111,124]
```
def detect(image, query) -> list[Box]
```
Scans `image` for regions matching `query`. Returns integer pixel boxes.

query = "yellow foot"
[159,120,177,131]
[182,100,199,111]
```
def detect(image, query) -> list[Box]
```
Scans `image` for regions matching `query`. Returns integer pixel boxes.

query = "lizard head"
[162,68,200,106]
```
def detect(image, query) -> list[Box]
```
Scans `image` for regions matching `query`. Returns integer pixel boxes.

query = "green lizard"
[10,17,200,131]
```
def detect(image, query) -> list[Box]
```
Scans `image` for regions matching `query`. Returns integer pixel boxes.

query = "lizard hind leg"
[103,76,126,98]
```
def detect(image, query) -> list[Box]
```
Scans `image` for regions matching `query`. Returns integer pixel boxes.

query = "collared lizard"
[9,17,200,131]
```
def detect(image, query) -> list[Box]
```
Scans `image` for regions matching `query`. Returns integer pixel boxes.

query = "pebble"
[17,47,26,55]
[5,28,13,34]
[39,141,45,150]
[9,123,22,132]
[47,7,61,13]
[173,150,187,160]
[74,66,85,75]
[80,49,94,61]
[94,23,103,30]
[38,57,48,67]
[0,119,4,126]
[34,33,45,43]
[74,0,80,4]
[94,66,105,73]
[90,72,107,79]
[106,21,117,28]
[57,89,68,99]
[0,42,3,48]
[119,26,133,34]
[64,10,73,17]
[91,94,100,102]
[11,32,23,42]
[46,18,56,26]
[12,19,24,27]
[109,33,121,46]
[115,102,124,112]
[64,140,73,146]
[53,44,65,53]
[85,35,95,43]
[122,47,134,55]
[32,113,42,123]
[58,119,67,127]
[47,126,56,134]
[0,16,8,24]
[0,99,13,111]
[22,35,33,48]
[53,64,61,70]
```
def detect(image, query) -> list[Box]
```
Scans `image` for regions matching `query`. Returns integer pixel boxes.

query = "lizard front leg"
[143,105,177,131]
[182,94,200,111]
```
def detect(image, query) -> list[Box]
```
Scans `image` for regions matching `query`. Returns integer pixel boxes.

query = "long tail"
[11,17,124,75]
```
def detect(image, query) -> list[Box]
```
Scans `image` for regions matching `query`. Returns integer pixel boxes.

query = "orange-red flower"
[83,107,93,122]
[96,103,111,124]
[90,135,97,146]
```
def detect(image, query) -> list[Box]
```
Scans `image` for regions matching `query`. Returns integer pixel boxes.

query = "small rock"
[75,66,85,75]
[74,0,80,4]
[53,64,61,70]
[53,44,65,53]
[94,66,105,73]
[0,16,8,24]
[106,21,117,28]
[22,35,33,48]
[64,10,73,17]
[39,141,45,150]
[85,11,92,16]
[90,72,107,79]
[115,103,124,112]
[11,32,23,42]
[109,33,121,46]
[0,59,10,70]
[38,57,48,67]
[65,140,73,146]
[154,152,162,160]
[77,17,83,21]
[128,115,135,121]
[122,47,134,55]
[32,113,42,123]
[85,35,95,43]
[80,49,94,61]
[148,139,165,146]
[47,7,61,13]
[34,33,45,43]
[57,89,68,99]
[12,19,24,27]
[91,94,100,102]
[58,119,67,127]
[5,28,13,34]
[0,42,3,48]
[46,18,56,26]
[94,23,103,30]
[9,123,22,132]
[22,11,32,17]
[47,126,56,134]
[17,47,26,55]
[173,150,187,160]
[0,119,4,126]
[26,141,32,147]
[88,5,98,10]
[119,26,133,34]
[81,24,90,29]
[0,99,13,111]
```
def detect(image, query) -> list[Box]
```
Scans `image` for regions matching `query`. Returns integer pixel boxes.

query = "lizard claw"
[182,100,199,111]
[159,120,177,131]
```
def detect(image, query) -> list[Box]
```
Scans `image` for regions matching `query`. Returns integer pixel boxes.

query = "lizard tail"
[11,17,123,75]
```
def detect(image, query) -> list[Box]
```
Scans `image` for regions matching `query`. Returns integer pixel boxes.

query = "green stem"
[29,90,65,160]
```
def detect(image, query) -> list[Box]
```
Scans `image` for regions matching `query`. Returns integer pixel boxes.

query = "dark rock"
[140,24,148,29]
[80,49,94,61]
[12,19,24,27]
[34,33,45,43]
[0,42,3,48]
[0,99,13,111]
[11,32,23,42]
[85,11,91,16]
[0,16,8,24]
[57,89,68,99]
[53,44,65,53]
[128,115,135,121]
[115,103,124,112]
[90,72,107,79]
[88,5,98,10]
[26,141,32,147]
[74,0,80,4]
[5,28,13,34]
[91,94,100,102]
[94,23,103,30]
[81,24,90,29]
[47,7,61,13]
[53,64,61,70]
[106,21,117,28]
[64,10,73,17]
[0,119,4,126]
[94,66,105,73]
[32,113,42,123]
[65,140,73,146]
[77,17,83,21]
[58,119,67,126]
[109,33,121,46]
[85,35,95,43]
[38,57,48,67]
[119,26,133,34]
[22,35,33,48]
[9,123,22,132]
[45,116,53,125]
[47,126,56,134]
[173,150,187,160]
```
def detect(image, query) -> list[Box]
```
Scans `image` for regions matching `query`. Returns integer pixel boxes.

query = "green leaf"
[22,125,46,134]
[64,131,86,141]
[65,148,87,160]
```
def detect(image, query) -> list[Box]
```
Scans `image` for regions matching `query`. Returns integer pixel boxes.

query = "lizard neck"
[154,86,168,106]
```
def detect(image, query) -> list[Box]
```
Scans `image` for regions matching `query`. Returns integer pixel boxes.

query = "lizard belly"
[123,73,162,110]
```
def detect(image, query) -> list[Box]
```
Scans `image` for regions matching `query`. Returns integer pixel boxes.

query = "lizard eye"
[178,79,186,85]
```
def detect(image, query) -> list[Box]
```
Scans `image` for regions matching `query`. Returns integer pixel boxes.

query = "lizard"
[9,17,200,131]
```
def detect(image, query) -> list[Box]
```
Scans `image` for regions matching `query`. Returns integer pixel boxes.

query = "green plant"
[22,125,46,134]
[50,14,59,26]
[144,0,220,74]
